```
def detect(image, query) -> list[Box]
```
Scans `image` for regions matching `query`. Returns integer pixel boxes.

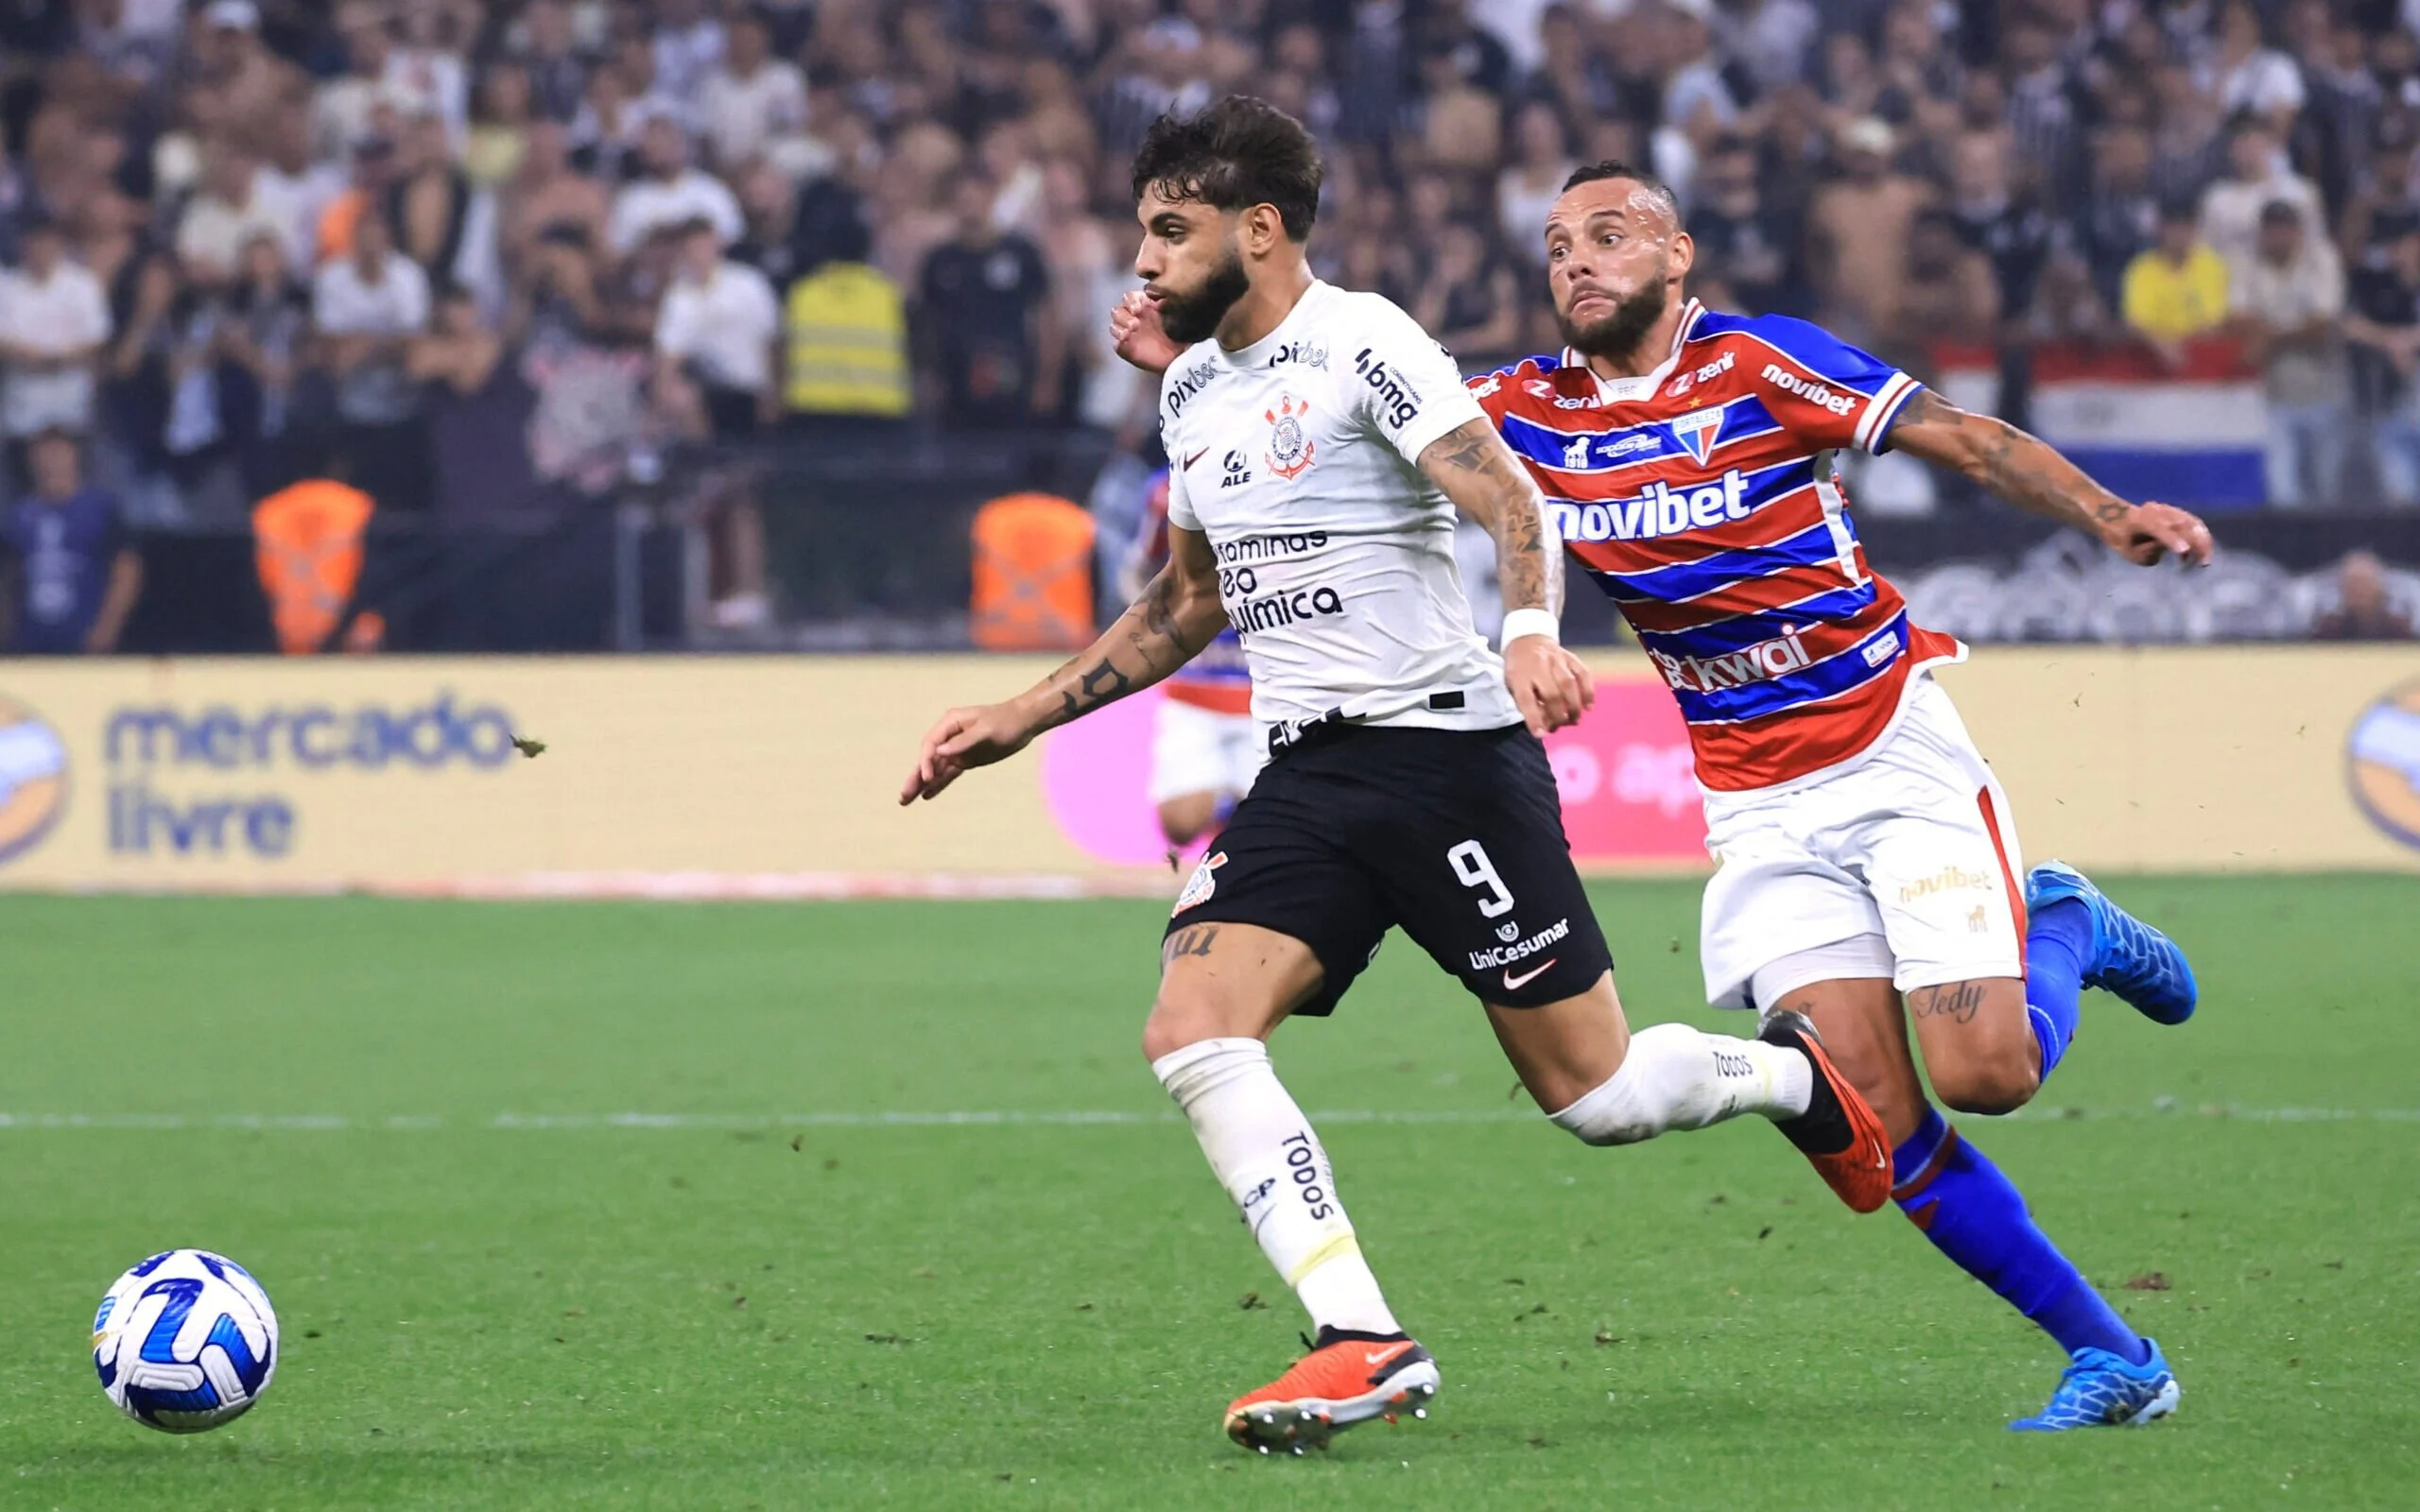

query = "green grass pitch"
[2,877,2415,1510]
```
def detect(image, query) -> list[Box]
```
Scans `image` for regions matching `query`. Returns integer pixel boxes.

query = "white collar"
[1563,298,1705,404]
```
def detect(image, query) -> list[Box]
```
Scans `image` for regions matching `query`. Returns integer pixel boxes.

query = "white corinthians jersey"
[1160,281,1515,740]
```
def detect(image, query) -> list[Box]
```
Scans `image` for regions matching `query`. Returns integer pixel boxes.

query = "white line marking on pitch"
[0,1107,2413,1131]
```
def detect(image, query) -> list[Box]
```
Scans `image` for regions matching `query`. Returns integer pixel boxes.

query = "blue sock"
[2024,899,2092,1085]
[1893,1108,2149,1365]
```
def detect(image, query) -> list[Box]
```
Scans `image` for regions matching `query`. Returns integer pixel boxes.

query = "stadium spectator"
[699,11,806,174]
[1410,221,1522,369]
[2347,224,2420,505]
[515,0,589,126]
[607,116,741,260]
[915,174,1056,429]
[1688,135,1810,318]
[314,6,397,167]
[2122,200,2233,362]
[1884,208,2000,367]
[1497,101,1575,268]
[649,0,728,112]
[2211,1,2308,137]
[311,208,431,513]
[499,120,607,272]
[2,428,141,655]
[2075,128,2165,310]
[466,60,536,190]
[177,139,298,286]
[389,110,500,310]
[2203,119,2326,264]
[216,231,309,494]
[2339,131,2420,271]
[652,218,779,443]
[1809,116,1927,345]
[0,215,111,442]
[2231,199,2349,507]
[2313,549,2416,637]
[1947,130,2054,327]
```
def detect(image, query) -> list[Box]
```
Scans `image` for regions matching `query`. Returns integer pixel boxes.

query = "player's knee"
[1929,1053,2040,1117]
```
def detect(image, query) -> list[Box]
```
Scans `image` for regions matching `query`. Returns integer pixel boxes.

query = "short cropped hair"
[1561,160,1683,222]
[1132,95,1323,242]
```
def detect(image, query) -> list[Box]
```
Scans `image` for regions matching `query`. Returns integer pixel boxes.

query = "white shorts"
[1699,676,2027,1009]
[1148,697,1265,805]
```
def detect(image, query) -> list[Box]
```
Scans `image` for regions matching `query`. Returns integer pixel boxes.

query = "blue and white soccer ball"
[92,1250,279,1433]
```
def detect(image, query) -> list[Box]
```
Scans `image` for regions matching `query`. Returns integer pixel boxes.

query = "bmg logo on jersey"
[1545,470,1754,542]
[1351,347,1423,430]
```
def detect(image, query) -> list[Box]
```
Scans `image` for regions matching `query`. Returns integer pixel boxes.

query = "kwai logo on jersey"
[1545,470,1754,542]
[1263,395,1316,481]
[1760,363,1858,416]
[1671,406,1724,465]
[1647,625,1816,695]
[0,695,69,866]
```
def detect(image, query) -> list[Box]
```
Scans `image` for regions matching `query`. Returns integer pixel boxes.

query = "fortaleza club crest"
[1263,395,1316,481]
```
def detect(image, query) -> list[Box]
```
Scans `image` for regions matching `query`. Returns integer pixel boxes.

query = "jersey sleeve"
[1745,315,1924,455]
[1342,296,1489,466]
[1161,423,1201,531]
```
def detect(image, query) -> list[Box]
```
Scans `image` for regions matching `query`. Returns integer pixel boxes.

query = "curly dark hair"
[1131,95,1323,242]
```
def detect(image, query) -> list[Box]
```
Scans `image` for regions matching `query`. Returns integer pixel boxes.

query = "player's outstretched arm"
[1886,389,2215,567]
[900,526,1229,804]
[1416,416,1596,736]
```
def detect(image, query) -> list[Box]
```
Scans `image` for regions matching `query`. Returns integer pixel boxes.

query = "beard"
[1557,270,1669,359]
[1153,245,1251,345]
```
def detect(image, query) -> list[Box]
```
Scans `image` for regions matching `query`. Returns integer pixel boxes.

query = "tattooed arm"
[902,525,1227,803]
[1885,388,2216,566]
[1415,415,1595,734]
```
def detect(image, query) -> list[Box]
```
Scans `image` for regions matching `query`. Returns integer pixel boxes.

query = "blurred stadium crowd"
[0,0,2413,653]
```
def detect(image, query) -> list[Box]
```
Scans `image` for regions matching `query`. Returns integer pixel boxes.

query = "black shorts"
[1164,723,1614,1015]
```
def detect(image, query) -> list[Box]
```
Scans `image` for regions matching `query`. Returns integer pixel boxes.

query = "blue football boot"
[2028,861,2198,1024]
[2011,1341,2180,1431]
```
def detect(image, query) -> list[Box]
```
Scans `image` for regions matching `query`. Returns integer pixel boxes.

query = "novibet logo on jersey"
[2347,679,2420,851]
[0,696,69,866]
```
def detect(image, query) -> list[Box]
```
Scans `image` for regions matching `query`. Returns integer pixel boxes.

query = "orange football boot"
[1223,1327,1440,1454]
[1758,1009,1893,1212]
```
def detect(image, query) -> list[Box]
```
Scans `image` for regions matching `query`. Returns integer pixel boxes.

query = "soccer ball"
[92,1250,279,1433]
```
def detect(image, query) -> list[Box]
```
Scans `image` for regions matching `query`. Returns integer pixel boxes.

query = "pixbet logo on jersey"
[1544,469,1754,542]
[1647,625,1815,695]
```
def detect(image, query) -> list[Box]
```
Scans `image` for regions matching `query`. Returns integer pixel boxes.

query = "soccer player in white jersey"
[903,98,1893,1454]
[1114,152,2223,1435]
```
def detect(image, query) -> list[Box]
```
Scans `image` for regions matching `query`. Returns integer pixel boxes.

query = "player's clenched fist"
[1502,636,1594,737]
[900,702,1037,804]
[1110,290,1182,375]
[2103,501,2215,568]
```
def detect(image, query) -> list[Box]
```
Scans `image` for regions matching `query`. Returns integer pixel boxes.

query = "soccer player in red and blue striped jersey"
[1474,161,2215,1430]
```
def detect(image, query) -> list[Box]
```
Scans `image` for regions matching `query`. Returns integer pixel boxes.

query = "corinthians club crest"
[1264,395,1316,481]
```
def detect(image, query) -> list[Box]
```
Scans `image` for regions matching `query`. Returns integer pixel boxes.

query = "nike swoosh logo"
[1502,959,1558,991]
[1362,1343,1413,1368]
[1183,448,1210,469]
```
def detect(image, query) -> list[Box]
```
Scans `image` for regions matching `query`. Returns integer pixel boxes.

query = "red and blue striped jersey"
[1470,299,1963,790]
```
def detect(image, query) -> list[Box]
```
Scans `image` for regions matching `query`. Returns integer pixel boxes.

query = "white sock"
[1547,1023,1812,1146]
[1151,1037,1403,1336]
